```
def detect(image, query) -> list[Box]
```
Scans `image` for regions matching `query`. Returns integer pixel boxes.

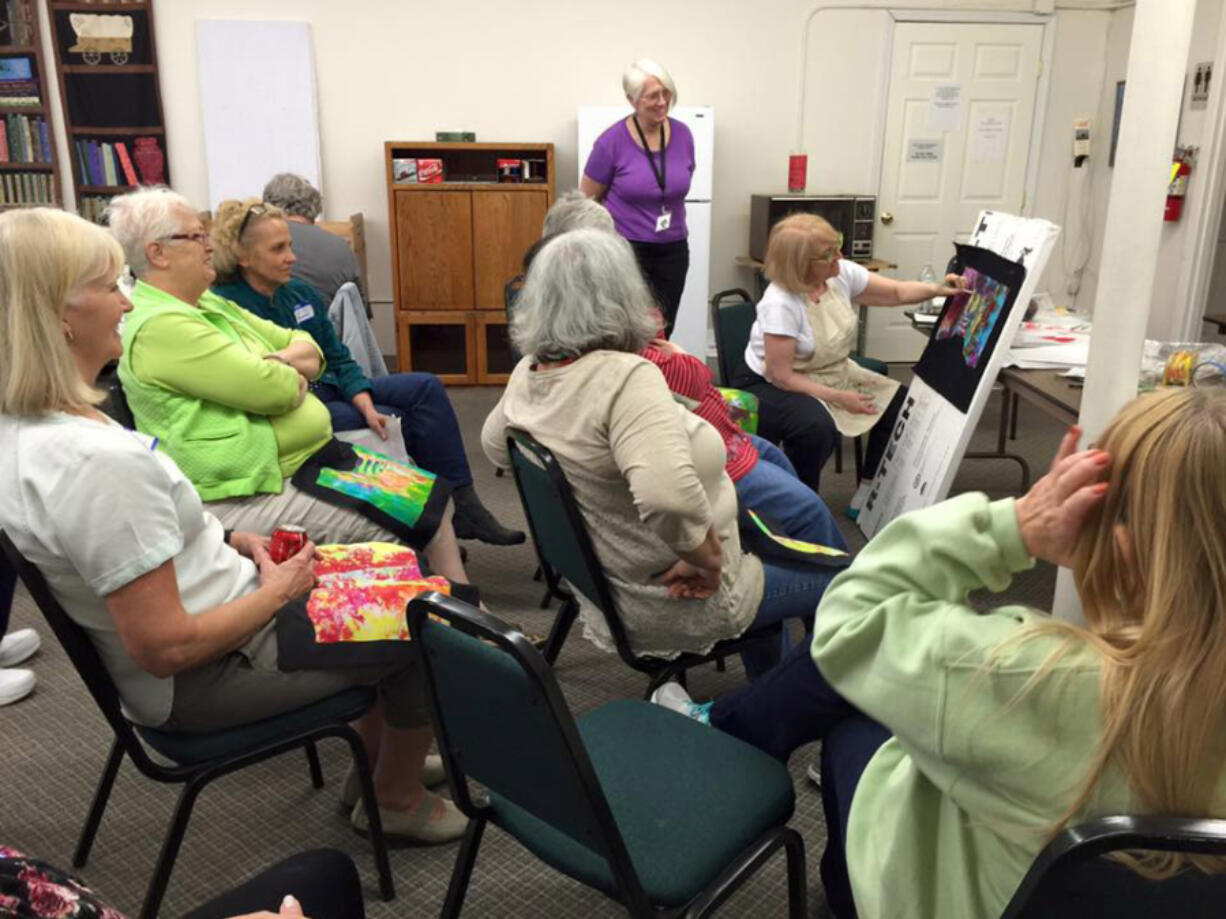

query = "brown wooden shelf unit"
[385,140,554,384]
[0,1,62,207]
[44,0,169,221]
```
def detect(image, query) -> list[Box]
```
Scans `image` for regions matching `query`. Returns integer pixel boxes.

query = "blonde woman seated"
[105,187,468,585]
[656,388,1226,917]
[734,214,964,510]
[0,208,465,843]
[482,229,836,676]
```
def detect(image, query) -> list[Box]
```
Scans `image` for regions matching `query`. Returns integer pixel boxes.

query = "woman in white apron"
[734,214,964,513]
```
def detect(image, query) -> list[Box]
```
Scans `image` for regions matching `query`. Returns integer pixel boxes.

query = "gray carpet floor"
[0,373,1066,917]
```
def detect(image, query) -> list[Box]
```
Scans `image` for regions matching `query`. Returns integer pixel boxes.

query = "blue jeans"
[736,436,847,550]
[739,561,838,678]
[709,639,889,918]
[0,555,14,639]
[314,375,473,488]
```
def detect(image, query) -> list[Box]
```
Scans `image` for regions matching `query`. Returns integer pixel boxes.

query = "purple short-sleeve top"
[583,117,695,244]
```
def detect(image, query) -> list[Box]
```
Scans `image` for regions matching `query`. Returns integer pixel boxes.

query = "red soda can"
[269,525,308,563]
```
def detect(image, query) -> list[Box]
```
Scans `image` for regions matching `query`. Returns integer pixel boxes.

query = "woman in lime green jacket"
[657,387,1226,918]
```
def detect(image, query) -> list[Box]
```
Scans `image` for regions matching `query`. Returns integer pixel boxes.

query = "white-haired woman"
[0,208,465,843]
[580,58,694,338]
[482,229,836,677]
[104,187,472,585]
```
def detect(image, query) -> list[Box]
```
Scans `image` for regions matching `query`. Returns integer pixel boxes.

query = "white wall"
[1079,0,1225,339]
[138,1,1126,351]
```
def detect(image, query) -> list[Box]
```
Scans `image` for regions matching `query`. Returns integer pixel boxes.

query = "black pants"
[183,848,365,919]
[630,238,689,338]
[732,366,906,492]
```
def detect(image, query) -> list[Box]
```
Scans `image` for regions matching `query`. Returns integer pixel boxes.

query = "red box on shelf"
[417,158,444,183]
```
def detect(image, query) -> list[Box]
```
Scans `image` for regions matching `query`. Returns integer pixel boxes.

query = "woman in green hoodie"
[656,387,1226,918]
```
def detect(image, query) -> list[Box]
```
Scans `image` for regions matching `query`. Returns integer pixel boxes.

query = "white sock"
[849,480,872,510]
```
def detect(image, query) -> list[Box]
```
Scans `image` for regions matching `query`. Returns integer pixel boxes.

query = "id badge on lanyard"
[655,208,672,233]
[633,116,671,234]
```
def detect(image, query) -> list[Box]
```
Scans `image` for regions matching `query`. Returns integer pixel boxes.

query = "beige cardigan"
[481,351,764,658]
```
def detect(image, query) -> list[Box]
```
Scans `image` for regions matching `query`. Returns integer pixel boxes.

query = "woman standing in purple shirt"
[581,59,695,338]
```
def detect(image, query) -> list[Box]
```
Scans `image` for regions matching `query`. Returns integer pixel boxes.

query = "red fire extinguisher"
[1165,149,1194,221]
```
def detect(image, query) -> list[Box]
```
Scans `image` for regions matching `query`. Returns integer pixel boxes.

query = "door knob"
[880,211,894,225]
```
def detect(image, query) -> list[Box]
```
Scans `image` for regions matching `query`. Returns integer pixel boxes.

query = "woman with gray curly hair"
[482,229,835,675]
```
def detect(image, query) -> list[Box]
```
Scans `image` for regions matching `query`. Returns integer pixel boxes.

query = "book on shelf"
[1,113,46,163]
[0,169,52,205]
[101,142,117,186]
[0,121,6,163]
[2,1,34,47]
[115,141,137,185]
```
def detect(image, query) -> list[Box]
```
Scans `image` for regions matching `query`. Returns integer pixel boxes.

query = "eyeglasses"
[238,204,268,239]
[164,231,211,246]
[810,233,845,264]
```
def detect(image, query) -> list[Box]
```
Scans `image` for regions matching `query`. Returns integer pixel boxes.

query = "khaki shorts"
[164,618,428,733]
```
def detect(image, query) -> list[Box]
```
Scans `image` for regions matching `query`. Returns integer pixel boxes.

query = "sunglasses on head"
[238,203,269,239]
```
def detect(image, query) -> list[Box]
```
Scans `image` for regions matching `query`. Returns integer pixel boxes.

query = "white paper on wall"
[927,83,962,131]
[197,20,322,210]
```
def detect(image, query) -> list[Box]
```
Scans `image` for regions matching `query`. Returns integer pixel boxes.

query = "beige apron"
[792,284,900,438]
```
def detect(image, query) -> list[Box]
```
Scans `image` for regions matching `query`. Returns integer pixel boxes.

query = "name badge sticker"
[655,210,672,233]
[293,303,315,324]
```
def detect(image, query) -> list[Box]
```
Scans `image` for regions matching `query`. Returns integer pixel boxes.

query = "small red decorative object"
[270,525,308,563]
[132,136,165,185]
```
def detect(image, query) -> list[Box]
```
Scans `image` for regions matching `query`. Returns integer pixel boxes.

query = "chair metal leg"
[441,815,487,919]
[305,742,324,789]
[533,565,543,583]
[345,733,395,901]
[834,438,844,474]
[139,776,206,919]
[783,828,808,919]
[543,599,578,665]
[74,738,125,868]
[1010,392,1020,441]
[853,437,864,482]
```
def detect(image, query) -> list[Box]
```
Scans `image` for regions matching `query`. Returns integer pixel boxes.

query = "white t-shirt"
[0,412,260,726]
[744,260,871,377]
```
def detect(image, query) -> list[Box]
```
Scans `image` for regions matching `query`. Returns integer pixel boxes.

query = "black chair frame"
[505,428,786,695]
[0,531,394,919]
[408,591,807,919]
[1002,815,1226,918]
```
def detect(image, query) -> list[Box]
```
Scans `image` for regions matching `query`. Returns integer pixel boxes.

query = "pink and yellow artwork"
[307,542,450,644]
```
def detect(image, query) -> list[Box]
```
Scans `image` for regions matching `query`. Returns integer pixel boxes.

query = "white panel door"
[869,21,1042,361]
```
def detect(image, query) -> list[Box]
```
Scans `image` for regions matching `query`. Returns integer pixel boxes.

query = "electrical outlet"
[1192,62,1212,109]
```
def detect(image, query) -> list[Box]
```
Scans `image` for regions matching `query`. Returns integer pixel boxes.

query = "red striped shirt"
[640,344,760,482]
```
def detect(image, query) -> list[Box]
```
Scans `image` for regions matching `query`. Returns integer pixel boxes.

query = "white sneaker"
[0,629,39,667]
[0,668,34,706]
[649,681,713,725]
[806,763,822,790]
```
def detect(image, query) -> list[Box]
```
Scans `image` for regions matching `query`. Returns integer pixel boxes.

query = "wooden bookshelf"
[385,140,554,384]
[43,0,169,221]
[0,3,62,207]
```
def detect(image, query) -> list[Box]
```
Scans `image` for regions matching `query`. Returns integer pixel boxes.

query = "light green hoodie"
[813,493,1156,918]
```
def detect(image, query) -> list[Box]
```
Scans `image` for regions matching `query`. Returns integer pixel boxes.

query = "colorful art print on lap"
[736,507,852,571]
[307,543,450,644]
[717,387,760,434]
[315,446,437,528]
[291,441,451,550]
[913,243,1027,414]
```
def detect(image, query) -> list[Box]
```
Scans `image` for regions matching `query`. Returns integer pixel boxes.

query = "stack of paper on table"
[1005,309,1091,371]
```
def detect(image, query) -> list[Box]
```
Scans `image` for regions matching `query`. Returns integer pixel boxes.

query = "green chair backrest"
[505,429,623,631]
[410,594,630,862]
[710,288,756,386]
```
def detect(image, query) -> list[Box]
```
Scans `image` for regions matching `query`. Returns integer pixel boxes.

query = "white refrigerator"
[577,105,714,358]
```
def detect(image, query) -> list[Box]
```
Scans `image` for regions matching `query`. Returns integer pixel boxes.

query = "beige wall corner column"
[1052,0,1196,623]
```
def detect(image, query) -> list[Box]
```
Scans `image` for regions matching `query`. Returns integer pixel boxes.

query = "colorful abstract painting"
[718,387,760,434]
[312,446,438,529]
[306,542,450,644]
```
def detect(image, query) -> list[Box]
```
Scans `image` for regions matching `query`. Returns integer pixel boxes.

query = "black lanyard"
[632,116,667,194]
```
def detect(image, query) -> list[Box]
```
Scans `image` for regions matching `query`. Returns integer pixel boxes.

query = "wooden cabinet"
[386,141,553,384]
[472,190,548,309]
